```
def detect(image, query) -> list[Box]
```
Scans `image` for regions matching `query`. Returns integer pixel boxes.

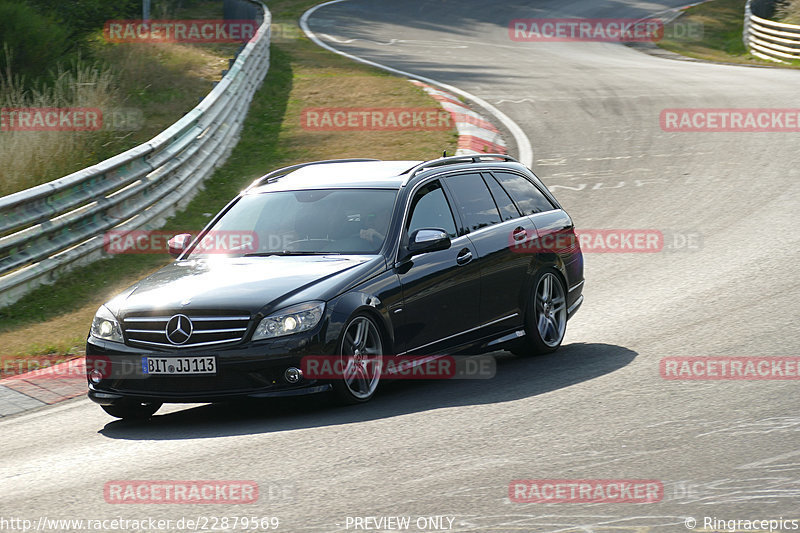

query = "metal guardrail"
[744,0,800,63]
[0,0,271,308]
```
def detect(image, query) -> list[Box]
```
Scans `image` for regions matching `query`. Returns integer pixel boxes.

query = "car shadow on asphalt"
[98,342,636,440]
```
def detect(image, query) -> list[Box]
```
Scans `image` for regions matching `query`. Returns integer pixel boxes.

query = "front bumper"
[85,331,334,405]
[87,383,332,405]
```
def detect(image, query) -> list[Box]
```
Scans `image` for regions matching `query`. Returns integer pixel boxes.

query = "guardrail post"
[744,0,752,48]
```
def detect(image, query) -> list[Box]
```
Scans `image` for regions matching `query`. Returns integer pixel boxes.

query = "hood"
[110,255,382,317]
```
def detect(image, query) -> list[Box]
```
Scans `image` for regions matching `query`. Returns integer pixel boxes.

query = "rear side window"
[493,171,555,215]
[444,173,501,234]
[483,174,520,221]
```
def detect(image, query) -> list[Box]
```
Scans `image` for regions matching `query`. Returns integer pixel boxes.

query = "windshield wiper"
[243,251,341,257]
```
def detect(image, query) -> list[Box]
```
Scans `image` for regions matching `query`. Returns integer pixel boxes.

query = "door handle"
[456,248,473,265]
[512,226,528,241]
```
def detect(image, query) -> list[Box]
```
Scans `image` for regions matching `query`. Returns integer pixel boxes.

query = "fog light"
[284,367,303,384]
[89,368,103,384]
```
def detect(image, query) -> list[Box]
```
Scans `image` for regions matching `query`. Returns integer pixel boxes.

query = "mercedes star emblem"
[165,314,193,345]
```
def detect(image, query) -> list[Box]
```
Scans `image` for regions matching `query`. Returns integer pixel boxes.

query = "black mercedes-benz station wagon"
[86,155,584,419]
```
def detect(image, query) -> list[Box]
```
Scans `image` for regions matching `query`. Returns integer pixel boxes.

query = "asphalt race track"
[2,1,799,532]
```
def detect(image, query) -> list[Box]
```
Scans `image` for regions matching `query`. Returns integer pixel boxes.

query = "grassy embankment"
[656,0,800,68]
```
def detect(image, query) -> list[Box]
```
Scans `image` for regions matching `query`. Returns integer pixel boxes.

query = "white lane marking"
[495,98,537,104]
[641,1,713,26]
[318,33,396,45]
[317,34,469,48]
[299,0,533,167]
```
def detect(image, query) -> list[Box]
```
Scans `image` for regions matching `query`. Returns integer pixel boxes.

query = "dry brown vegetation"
[775,0,800,23]
[0,0,236,197]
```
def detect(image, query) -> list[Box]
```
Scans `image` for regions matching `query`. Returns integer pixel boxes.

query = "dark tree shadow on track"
[299,0,685,88]
[98,342,636,440]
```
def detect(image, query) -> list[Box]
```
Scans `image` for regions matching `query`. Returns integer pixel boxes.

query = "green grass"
[657,0,800,68]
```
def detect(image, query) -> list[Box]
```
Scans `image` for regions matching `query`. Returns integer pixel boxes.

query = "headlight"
[91,305,123,342]
[252,302,325,340]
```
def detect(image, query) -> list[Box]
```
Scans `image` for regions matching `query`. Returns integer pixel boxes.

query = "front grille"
[123,311,251,349]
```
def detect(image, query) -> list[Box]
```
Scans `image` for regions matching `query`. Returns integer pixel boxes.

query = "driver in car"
[359,210,390,247]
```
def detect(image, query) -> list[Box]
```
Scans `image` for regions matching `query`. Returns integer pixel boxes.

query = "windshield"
[187,188,398,257]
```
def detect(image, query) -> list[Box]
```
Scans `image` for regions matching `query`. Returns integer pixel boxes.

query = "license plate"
[142,356,216,375]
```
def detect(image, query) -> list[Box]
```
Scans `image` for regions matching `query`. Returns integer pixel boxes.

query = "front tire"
[101,401,161,420]
[331,314,384,404]
[513,269,568,356]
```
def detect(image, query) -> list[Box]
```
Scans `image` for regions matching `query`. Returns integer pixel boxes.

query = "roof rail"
[245,158,381,190]
[403,153,519,184]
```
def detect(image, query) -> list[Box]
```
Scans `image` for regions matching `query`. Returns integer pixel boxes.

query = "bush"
[25,0,142,38]
[0,0,72,81]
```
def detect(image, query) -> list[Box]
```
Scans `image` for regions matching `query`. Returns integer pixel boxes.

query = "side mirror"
[407,228,451,256]
[167,233,193,258]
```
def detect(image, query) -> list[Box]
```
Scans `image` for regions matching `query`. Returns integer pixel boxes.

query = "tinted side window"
[493,171,555,215]
[483,174,520,221]
[444,173,501,234]
[407,181,457,238]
